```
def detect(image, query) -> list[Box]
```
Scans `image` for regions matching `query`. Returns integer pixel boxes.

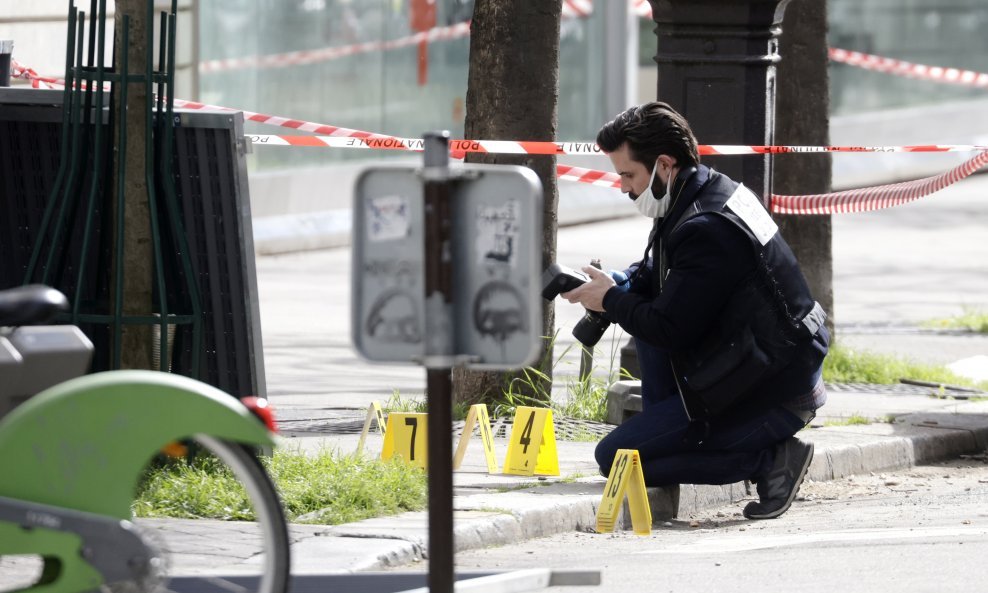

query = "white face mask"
[633,161,674,218]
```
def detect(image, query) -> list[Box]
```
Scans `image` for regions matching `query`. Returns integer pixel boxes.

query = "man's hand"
[561,266,615,312]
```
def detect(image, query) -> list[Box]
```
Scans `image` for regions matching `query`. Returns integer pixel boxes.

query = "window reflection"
[199,0,604,173]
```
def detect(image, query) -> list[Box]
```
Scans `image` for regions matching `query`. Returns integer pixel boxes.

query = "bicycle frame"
[0,370,275,593]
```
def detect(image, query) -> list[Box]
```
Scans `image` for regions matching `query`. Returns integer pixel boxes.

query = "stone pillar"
[648,0,791,202]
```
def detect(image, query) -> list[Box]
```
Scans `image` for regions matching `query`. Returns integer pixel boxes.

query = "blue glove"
[609,270,630,294]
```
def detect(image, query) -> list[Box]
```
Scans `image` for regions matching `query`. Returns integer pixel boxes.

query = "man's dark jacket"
[602,165,829,419]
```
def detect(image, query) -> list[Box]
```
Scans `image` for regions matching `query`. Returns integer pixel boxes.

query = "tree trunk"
[112,0,154,370]
[774,0,835,337]
[454,0,561,407]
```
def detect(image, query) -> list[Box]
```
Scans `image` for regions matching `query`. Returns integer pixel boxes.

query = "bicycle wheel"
[134,435,291,593]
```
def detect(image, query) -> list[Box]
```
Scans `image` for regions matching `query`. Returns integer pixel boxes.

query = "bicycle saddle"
[0,285,69,326]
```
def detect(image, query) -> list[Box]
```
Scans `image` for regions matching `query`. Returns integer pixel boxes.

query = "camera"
[541,262,611,347]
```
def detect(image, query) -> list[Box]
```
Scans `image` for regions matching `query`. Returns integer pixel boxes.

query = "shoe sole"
[745,442,814,520]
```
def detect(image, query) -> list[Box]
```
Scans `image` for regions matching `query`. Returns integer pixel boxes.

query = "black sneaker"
[743,437,814,520]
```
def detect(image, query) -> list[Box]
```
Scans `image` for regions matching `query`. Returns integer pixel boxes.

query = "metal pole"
[423,131,454,593]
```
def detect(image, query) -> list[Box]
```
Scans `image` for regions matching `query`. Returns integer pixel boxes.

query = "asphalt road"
[451,456,988,593]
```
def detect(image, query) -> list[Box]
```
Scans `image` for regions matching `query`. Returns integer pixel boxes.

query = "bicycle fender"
[0,370,274,520]
[0,523,101,593]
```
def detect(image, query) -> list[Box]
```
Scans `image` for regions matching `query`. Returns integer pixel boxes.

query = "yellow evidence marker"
[452,403,499,473]
[596,449,652,535]
[503,406,559,476]
[356,400,387,454]
[381,412,428,469]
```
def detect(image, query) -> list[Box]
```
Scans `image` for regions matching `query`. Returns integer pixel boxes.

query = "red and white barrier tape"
[248,134,603,154]
[246,133,988,215]
[561,0,594,19]
[10,60,58,88]
[771,150,988,215]
[200,22,471,74]
[632,0,653,18]
[11,63,412,143]
[198,0,626,75]
[12,57,988,215]
[563,0,651,19]
[557,164,621,188]
[558,154,988,216]
[829,48,988,88]
[700,144,988,155]
[47,56,988,158]
[198,40,988,87]
[174,99,408,141]
[248,133,988,157]
[199,1,644,73]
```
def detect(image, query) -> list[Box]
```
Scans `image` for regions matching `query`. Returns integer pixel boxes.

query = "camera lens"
[572,311,610,347]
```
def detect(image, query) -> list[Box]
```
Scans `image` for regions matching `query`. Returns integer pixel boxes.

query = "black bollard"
[0,40,13,87]
[648,0,791,203]
[620,0,794,378]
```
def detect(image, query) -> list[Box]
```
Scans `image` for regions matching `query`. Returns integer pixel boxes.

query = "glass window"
[828,0,988,115]
[198,1,608,172]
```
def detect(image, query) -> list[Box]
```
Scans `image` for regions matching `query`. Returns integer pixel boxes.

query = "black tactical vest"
[657,170,826,420]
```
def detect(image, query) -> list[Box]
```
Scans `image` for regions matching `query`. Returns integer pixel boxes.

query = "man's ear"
[657,154,678,170]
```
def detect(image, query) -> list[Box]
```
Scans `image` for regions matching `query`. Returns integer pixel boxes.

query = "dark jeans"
[595,338,808,487]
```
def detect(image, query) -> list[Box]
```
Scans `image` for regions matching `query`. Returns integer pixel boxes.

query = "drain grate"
[275,381,986,437]
[826,381,985,397]
[277,412,614,441]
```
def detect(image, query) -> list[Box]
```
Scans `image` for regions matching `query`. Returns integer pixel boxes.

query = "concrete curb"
[289,406,988,570]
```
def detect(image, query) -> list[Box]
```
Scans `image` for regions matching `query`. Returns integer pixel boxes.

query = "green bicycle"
[0,285,290,593]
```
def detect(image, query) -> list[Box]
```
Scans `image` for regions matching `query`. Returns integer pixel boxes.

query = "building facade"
[3,0,986,245]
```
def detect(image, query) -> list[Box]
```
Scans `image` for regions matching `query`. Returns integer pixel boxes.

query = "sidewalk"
[294,389,988,573]
[160,174,988,579]
[161,387,988,578]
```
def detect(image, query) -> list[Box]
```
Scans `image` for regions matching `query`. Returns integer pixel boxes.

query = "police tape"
[561,0,653,19]
[829,48,988,88]
[247,134,988,156]
[248,133,603,155]
[771,149,988,215]
[10,63,406,142]
[10,60,56,88]
[198,1,642,73]
[18,50,984,148]
[199,22,472,74]
[246,133,988,215]
[13,59,988,215]
[175,100,401,140]
[556,164,621,187]
[560,153,988,216]
[561,0,594,19]
[203,43,988,86]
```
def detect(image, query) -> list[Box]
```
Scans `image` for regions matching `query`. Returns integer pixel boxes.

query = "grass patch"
[384,388,472,421]
[823,342,988,391]
[133,448,427,525]
[498,330,632,423]
[824,414,872,427]
[923,307,988,333]
[383,388,427,414]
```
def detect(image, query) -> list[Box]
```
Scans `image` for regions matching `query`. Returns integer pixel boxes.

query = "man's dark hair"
[596,102,700,168]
